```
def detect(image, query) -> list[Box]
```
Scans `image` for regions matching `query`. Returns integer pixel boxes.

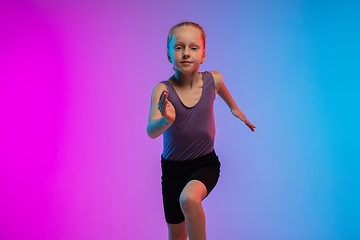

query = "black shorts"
[161,150,221,224]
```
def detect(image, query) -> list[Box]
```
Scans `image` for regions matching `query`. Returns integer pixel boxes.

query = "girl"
[147,22,256,240]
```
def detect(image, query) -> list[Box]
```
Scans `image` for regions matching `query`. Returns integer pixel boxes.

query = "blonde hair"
[167,21,206,52]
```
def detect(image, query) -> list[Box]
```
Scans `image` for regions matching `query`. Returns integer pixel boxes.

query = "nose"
[183,48,190,58]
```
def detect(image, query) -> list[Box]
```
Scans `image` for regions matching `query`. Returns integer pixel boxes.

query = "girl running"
[147,21,256,240]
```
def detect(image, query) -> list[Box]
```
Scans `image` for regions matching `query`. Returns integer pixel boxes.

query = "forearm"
[217,82,238,110]
[217,82,246,121]
[146,117,173,139]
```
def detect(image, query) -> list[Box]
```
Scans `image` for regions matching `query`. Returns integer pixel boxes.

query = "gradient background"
[1,0,359,239]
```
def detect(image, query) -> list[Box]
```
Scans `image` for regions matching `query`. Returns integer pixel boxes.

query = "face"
[167,26,205,74]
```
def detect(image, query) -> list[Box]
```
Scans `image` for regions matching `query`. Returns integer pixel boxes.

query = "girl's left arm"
[211,70,256,132]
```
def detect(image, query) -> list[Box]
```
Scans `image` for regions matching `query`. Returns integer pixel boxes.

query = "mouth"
[180,61,192,64]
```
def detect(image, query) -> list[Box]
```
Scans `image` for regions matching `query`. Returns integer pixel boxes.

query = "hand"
[243,119,256,132]
[231,108,256,132]
[158,90,176,124]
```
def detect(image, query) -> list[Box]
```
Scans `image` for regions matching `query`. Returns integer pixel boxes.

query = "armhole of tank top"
[159,81,169,91]
[206,71,216,99]
[159,81,171,100]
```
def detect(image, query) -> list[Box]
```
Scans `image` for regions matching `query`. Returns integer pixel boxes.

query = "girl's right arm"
[147,83,176,139]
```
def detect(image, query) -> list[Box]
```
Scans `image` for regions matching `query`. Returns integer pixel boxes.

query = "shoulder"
[209,70,223,80]
[153,82,168,91]
[151,82,168,99]
[208,70,223,92]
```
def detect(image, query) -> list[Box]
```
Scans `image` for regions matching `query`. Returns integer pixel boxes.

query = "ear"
[167,52,172,63]
[201,52,206,64]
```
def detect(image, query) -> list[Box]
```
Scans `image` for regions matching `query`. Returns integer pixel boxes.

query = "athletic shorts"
[161,150,221,224]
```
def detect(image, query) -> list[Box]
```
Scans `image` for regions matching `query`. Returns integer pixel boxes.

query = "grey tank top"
[160,71,216,161]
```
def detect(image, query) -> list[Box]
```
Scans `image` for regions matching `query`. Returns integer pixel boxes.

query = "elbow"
[148,133,159,139]
[146,127,154,139]
[148,133,158,139]
[146,125,158,139]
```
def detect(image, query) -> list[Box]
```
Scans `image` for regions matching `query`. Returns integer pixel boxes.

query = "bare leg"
[180,180,208,240]
[167,221,187,240]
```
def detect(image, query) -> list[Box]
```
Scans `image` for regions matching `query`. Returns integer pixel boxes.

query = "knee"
[179,194,201,214]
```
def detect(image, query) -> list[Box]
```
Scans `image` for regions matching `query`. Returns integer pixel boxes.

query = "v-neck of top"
[167,73,204,109]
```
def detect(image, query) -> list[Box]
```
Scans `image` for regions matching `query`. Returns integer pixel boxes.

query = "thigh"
[187,163,220,198]
[162,177,187,224]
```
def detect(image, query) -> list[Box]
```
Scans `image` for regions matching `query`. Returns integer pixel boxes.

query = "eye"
[174,46,182,50]
[191,47,198,50]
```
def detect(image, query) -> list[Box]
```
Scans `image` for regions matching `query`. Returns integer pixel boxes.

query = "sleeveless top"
[160,71,216,161]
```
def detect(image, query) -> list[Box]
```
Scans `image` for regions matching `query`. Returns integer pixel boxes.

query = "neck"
[172,70,200,87]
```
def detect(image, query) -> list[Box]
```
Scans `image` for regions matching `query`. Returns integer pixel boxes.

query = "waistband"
[161,149,216,162]
[161,150,219,181]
